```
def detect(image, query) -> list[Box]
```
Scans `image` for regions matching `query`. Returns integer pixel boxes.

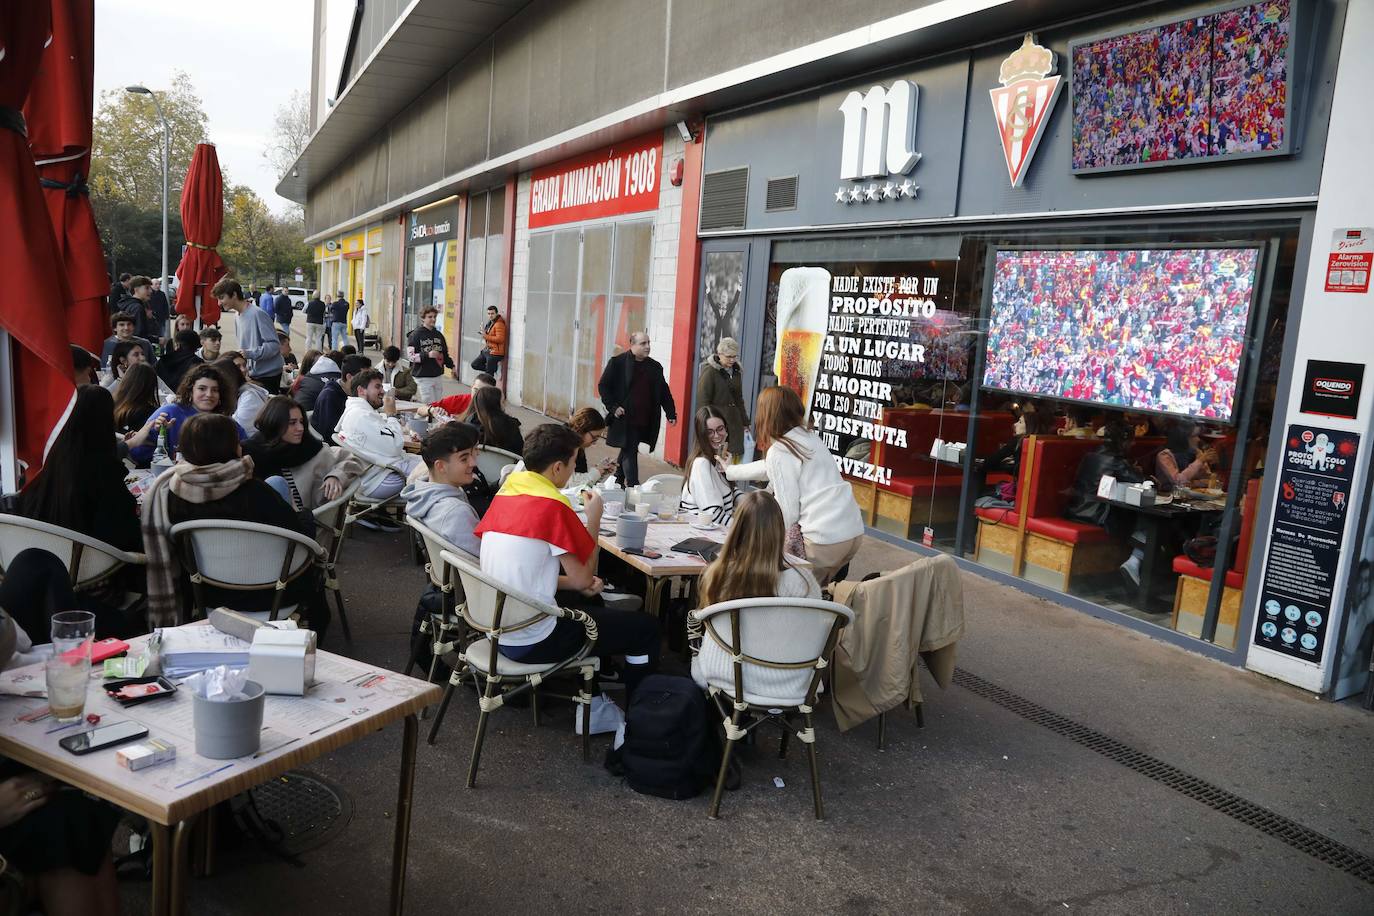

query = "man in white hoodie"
[333,368,423,516]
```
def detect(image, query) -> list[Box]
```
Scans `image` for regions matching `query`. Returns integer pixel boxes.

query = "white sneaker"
[1119,553,1141,587]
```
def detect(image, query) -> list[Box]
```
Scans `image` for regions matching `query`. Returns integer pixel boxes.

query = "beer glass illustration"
[775,267,832,412]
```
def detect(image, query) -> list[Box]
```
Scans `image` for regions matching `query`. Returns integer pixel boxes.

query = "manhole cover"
[248,770,353,854]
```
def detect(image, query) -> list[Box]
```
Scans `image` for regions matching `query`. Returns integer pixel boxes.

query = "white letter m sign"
[837,79,920,180]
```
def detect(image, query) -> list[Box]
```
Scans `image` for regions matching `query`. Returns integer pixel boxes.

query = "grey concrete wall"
[306,0,1337,235]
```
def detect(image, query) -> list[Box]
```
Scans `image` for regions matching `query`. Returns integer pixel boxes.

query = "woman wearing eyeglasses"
[679,406,739,526]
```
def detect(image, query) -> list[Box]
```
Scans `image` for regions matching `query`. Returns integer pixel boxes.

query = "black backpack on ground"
[613,674,721,800]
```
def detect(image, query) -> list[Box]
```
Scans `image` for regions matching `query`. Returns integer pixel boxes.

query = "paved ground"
[142,317,1374,915]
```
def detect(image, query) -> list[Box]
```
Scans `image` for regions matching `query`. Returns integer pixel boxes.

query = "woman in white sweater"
[723,386,864,585]
[678,406,739,525]
[692,490,820,693]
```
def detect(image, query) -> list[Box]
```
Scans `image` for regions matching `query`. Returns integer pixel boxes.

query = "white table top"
[0,633,439,825]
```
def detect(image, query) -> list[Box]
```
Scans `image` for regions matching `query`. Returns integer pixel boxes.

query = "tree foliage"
[263,89,311,181]
[89,72,312,287]
[90,71,209,210]
[220,185,314,287]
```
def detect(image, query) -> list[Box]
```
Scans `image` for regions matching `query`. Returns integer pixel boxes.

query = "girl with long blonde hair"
[698,490,818,609]
[722,386,864,585]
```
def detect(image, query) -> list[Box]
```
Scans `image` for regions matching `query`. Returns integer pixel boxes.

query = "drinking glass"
[46,611,95,723]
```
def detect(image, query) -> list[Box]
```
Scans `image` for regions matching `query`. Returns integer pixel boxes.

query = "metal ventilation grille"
[700,167,749,231]
[765,175,798,212]
[952,668,1374,886]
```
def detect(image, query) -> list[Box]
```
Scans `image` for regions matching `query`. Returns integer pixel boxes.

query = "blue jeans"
[330,322,348,349]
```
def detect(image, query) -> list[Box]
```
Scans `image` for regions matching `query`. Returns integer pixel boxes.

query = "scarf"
[474,470,596,563]
[141,457,255,627]
[243,433,322,480]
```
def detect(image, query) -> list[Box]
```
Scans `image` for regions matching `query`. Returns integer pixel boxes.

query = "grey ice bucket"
[615,513,649,551]
[192,679,266,759]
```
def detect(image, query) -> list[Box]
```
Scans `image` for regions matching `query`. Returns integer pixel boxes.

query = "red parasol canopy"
[174,142,227,325]
[0,2,78,477]
[23,0,107,354]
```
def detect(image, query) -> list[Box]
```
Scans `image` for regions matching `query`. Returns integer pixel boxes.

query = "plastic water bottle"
[150,424,173,475]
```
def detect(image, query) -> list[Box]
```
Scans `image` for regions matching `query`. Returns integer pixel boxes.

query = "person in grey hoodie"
[401,422,483,556]
[214,277,284,394]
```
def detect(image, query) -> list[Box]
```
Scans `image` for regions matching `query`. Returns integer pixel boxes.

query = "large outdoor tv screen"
[1071,0,1291,171]
[982,248,1260,422]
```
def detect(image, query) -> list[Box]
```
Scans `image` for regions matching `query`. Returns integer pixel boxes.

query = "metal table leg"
[1137,515,1163,610]
[170,818,196,916]
[645,575,671,620]
[389,714,420,915]
[149,822,171,916]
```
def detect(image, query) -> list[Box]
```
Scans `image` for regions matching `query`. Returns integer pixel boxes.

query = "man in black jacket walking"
[304,291,327,351]
[273,287,294,335]
[598,331,676,487]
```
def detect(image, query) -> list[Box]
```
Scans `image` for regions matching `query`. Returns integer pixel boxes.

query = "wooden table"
[0,638,440,915]
[595,516,807,620]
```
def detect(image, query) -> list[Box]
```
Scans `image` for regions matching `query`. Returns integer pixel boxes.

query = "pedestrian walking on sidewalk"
[304,291,327,351]
[328,294,349,350]
[598,331,676,487]
[273,287,294,335]
[406,306,453,405]
[352,297,370,352]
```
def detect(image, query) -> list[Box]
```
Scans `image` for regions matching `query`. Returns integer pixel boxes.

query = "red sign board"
[1324,227,1372,294]
[528,132,663,229]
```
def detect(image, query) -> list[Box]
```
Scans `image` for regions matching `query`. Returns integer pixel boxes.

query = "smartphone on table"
[59,721,149,755]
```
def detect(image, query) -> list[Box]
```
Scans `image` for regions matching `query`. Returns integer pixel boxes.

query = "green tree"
[90,72,209,211]
[267,208,314,287]
[90,72,209,278]
[220,186,277,286]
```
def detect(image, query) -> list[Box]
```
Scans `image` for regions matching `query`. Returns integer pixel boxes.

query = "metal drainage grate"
[248,771,354,855]
[952,668,1374,885]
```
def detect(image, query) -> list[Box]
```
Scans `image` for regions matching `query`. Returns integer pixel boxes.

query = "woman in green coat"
[695,337,749,457]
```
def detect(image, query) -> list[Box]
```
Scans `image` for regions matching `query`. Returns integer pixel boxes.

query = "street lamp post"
[126,85,169,321]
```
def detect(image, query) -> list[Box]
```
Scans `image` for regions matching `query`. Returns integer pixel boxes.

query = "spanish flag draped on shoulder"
[474,470,596,562]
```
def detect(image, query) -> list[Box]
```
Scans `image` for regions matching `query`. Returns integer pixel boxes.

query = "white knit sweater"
[725,427,864,545]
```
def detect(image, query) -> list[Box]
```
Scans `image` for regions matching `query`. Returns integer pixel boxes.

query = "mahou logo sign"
[989,34,1063,188]
[834,80,922,205]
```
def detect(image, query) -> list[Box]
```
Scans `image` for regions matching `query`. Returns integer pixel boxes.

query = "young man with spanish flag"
[476,424,659,694]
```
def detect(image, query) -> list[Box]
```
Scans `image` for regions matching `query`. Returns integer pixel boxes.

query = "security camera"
[676,120,695,144]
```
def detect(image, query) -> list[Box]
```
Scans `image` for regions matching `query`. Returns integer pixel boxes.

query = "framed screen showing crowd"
[982,247,1261,423]
[1070,0,1292,172]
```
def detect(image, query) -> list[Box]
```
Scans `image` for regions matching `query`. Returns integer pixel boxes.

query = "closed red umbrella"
[23,0,107,353]
[0,2,78,478]
[174,142,227,325]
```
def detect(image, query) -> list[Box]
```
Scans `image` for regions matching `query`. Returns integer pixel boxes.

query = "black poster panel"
[1253,424,1361,661]
[1299,359,1364,420]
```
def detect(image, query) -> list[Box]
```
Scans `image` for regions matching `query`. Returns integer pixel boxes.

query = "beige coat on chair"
[829,554,965,732]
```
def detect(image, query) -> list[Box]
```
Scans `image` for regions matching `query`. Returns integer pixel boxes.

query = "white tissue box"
[247,629,317,696]
[1124,484,1156,507]
[938,441,967,463]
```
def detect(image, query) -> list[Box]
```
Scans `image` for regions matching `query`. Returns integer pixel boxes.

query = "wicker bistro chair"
[168,520,324,624]
[690,597,855,820]
[475,445,520,488]
[0,515,147,605]
[431,549,602,788]
[403,517,476,689]
[311,477,364,643]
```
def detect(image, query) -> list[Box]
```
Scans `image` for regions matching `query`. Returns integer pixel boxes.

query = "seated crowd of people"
[6,293,877,912]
